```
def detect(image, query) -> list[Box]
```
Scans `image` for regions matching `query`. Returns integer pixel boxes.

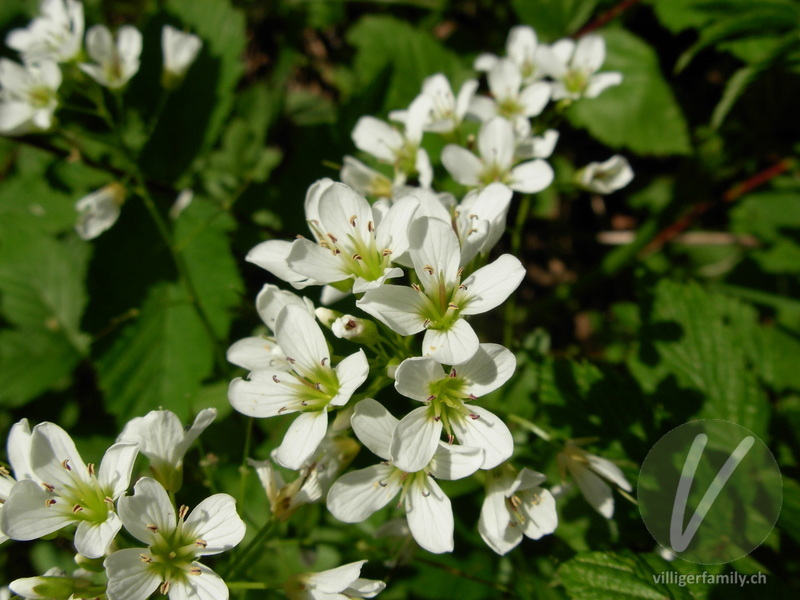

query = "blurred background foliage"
[0,0,799,598]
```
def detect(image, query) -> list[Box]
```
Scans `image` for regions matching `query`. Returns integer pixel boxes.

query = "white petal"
[460,254,525,316]
[118,477,176,545]
[457,343,517,396]
[404,477,453,553]
[519,487,558,540]
[466,95,498,122]
[441,145,482,187]
[256,284,315,332]
[228,370,300,418]
[390,406,441,473]
[394,357,442,402]
[479,486,521,555]
[573,35,605,74]
[513,467,547,493]
[584,71,622,98]
[408,217,461,289]
[331,350,369,407]
[275,305,330,376]
[104,548,162,600]
[85,24,113,63]
[304,178,337,231]
[415,147,433,189]
[488,59,521,102]
[519,82,551,117]
[171,564,229,600]
[454,79,480,121]
[0,480,69,541]
[246,240,311,288]
[275,410,329,470]
[75,512,122,558]
[351,399,398,461]
[345,578,386,598]
[327,464,400,522]
[98,442,138,499]
[507,26,537,66]
[306,560,366,593]
[374,196,419,257]
[474,53,498,71]
[428,443,483,480]
[569,462,614,518]
[184,493,246,555]
[7,418,35,481]
[317,183,375,250]
[227,336,287,371]
[30,422,89,489]
[422,320,480,366]
[287,238,350,285]
[356,286,427,336]
[450,406,513,469]
[586,454,632,492]
[478,118,514,170]
[510,159,554,193]
[352,117,402,162]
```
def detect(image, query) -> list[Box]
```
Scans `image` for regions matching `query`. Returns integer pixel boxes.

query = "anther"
[469,413,480,420]
[104,496,115,507]
[0,466,8,477]
[327,233,338,243]
[160,581,171,595]
[382,249,392,256]
[314,382,322,390]
[447,302,459,310]
[458,284,468,290]
[189,567,202,576]
[349,215,357,227]
[433,416,441,422]
[321,357,328,366]
[61,459,71,471]
[278,406,288,414]
[168,551,177,559]
[139,554,152,563]
[87,463,95,476]
[422,490,430,497]
[457,267,464,277]
[333,248,341,255]
[42,483,55,493]
[178,505,189,519]
[423,265,434,275]
[273,375,281,383]
[447,434,454,444]
[195,538,208,548]
[450,369,457,378]
[368,220,375,232]
[72,504,83,513]
[411,283,421,292]
[352,253,362,261]
[286,357,296,364]
[510,495,522,508]
[146,524,158,533]
[468,393,477,400]
[301,401,308,406]
[379,480,387,487]
[426,394,436,402]
[344,319,357,331]
[45,498,57,507]
[296,234,306,239]
[423,319,431,328]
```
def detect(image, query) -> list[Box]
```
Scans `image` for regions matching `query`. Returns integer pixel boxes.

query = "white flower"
[285,181,419,294]
[0,422,138,558]
[468,59,550,126]
[229,304,369,470]
[6,0,84,63]
[79,24,142,89]
[74,182,125,240]
[331,314,379,344]
[352,95,433,187]
[285,560,386,600]
[161,25,201,88]
[391,344,516,472]
[117,408,216,493]
[168,188,193,219]
[474,26,548,85]
[105,477,245,600]
[538,35,622,101]
[0,58,61,136]
[557,442,632,518]
[226,284,315,372]
[327,399,483,554]
[0,419,36,544]
[391,74,478,134]
[9,567,103,599]
[479,465,558,555]
[357,216,525,365]
[442,117,554,193]
[514,120,559,162]
[341,156,394,199]
[250,434,359,521]
[575,155,633,194]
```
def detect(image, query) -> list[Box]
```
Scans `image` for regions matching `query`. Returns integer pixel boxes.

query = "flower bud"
[332,314,379,344]
[74,182,125,240]
[161,25,202,90]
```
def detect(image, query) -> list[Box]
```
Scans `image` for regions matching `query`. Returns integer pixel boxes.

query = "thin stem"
[227,582,270,590]
[238,417,254,504]
[224,517,277,579]
[504,193,531,347]
[414,557,513,595]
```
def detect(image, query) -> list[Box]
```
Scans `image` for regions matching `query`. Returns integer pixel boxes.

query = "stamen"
[423,319,431,328]
[423,265,434,275]
[72,504,83,513]
[352,253,362,261]
[433,416,441,422]
[349,215,357,227]
[422,490,430,497]
[0,466,9,477]
[42,483,55,493]
[344,319,357,331]
[61,459,71,471]
[140,554,152,563]
[87,463,95,476]
[427,395,436,402]
[45,498,57,507]
[168,551,177,559]
[368,220,375,232]
[448,302,459,310]
[468,393,477,400]
[327,233,338,243]
[321,357,328,366]
[300,401,308,406]
[195,538,208,548]
[146,524,158,533]
[189,567,202,576]
[379,480,387,487]
[469,413,480,420]
[296,234,306,239]
[333,248,341,255]
[450,368,457,378]
[272,375,281,383]
[286,357,296,364]
[278,406,288,414]
[457,267,464,277]
[459,284,468,290]
[411,283,421,292]
[160,581,171,595]
[510,495,522,508]
[382,249,392,256]
[178,505,189,520]
[447,434,454,444]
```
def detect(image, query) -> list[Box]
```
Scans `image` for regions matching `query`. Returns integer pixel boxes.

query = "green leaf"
[346,15,472,113]
[511,0,599,41]
[730,190,800,274]
[95,282,214,423]
[778,477,800,544]
[558,551,693,600]
[630,280,770,436]
[0,222,91,406]
[566,29,691,156]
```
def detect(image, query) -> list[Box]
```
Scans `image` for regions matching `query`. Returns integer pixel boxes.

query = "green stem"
[238,417,254,504]
[503,193,532,347]
[226,582,271,590]
[224,517,277,579]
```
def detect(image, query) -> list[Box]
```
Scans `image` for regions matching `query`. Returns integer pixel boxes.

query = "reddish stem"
[577,0,642,37]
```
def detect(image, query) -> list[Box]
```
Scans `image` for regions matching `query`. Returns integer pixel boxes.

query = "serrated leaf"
[558,551,693,600]
[566,29,691,156]
[95,282,214,423]
[511,0,599,41]
[630,280,770,435]
[347,15,472,113]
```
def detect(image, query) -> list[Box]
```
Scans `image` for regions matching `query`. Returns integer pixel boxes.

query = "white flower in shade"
[557,442,632,519]
[9,567,104,599]
[117,408,216,493]
[6,0,84,63]
[0,422,138,559]
[229,305,369,470]
[514,119,559,162]
[0,58,61,136]
[442,117,554,193]
[285,560,386,600]
[105,477,245,600]
[352,95,433,187]
[475,26,547,85]
[537,35,622,101]
[285,181,420,295]
[79,25,142,89]
[357,217,525,365]
[575,155,633,194]
[74,182,125,240]
[226,284,315,372]
[0,419,36,544]
[479,465,558,555]
[161,25,202,87]
[327,399,483,554]
[250,433,359,522]
[341,156,394,199]
[168,188,193,219]
[468,59,550,126]
[391,74,478,134]
[391,344,516,472]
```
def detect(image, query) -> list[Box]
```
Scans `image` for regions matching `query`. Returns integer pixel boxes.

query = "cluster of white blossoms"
[0,0,204,239]
[229,24,633,558]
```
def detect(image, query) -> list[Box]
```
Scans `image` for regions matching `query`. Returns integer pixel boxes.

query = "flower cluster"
[227,24,633,557]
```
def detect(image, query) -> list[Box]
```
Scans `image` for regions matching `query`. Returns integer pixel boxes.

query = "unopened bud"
[331,315,379,344]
